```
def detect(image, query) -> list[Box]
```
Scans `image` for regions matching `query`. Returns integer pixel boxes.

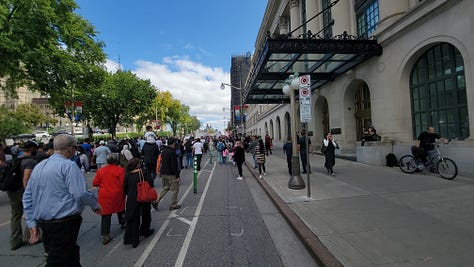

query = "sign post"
[299,75,312,199]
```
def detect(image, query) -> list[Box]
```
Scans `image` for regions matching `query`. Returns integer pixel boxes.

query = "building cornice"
[377,0,462,46]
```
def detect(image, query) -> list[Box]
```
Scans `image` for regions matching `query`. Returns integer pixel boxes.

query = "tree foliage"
[137,91,201,137]
[0,104,55,140]
[0,0,106,97]
[88,71,156,139]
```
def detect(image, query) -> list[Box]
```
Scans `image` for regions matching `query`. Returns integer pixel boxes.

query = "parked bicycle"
[398,142,458,180]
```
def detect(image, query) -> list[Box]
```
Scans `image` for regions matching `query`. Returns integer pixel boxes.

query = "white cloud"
[104,59,122,73]
[132,57,232,131]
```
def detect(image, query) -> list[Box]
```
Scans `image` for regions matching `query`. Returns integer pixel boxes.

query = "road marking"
[231,228,244,236]
[166,228,183,237]
[0,220,10,227]
[134,161,215,267]
[177,217,193,226]
[175,162,216,267]
[106,232,124,257]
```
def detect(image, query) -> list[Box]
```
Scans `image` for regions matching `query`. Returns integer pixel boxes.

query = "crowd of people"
[1,123,448,265]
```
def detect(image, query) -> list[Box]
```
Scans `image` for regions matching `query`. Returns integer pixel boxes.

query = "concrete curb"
[244,162,343,267]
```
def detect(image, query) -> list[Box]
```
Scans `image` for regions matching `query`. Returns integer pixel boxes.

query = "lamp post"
[220,83,245,140]
[282,74,305,190]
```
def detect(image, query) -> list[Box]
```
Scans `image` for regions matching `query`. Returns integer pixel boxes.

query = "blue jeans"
[217,151,223,164]
[427,149,438,170]
[185,152,192,168]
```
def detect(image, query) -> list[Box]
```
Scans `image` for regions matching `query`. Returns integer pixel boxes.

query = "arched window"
[410,43,469,139]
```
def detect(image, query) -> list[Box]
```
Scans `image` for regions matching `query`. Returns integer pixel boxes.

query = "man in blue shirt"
[93,140,111,169]
[23,134,101,266]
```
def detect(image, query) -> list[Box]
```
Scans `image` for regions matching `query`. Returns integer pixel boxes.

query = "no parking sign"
[299,75,311,123]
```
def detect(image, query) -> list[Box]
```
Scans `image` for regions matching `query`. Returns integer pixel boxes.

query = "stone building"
[243,0,474,176]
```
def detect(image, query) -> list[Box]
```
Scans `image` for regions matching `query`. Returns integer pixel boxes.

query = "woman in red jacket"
[93,153,126,245]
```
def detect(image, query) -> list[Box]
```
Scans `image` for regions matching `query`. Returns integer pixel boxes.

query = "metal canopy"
[243,32,383,104]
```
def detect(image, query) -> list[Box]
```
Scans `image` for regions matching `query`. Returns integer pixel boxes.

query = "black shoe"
[169,204,181,210]
[102,234,112,245]
[142,229,155,238]
[120,222,127,229]
[302,171,307,174]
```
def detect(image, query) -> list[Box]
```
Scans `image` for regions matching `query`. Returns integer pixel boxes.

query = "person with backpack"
[6,141,38,250]
[183,138,193,168]
[154,137,181,211]
[216,139,225,164]
[119,144,134,168]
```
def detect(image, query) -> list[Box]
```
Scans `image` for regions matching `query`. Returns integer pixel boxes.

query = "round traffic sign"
[300,76,309,85]
[300,88,310,97]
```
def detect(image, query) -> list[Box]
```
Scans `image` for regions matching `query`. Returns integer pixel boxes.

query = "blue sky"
[75,0,267,131]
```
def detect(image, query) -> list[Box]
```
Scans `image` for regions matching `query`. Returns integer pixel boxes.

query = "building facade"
[245,0,474,176]
[229,54,251,137]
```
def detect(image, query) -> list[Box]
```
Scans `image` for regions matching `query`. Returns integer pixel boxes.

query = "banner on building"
[234,105,249,123]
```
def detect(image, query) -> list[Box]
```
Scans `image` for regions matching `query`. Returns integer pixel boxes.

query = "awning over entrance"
[243,32,383,104]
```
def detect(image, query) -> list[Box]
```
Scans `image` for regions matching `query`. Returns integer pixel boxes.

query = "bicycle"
[398,142,458,180]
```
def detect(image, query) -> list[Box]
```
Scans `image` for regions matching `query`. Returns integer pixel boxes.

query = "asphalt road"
[0,155,317,267]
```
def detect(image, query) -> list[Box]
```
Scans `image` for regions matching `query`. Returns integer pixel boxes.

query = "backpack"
[0,157,28,191]
[386,153,398,167]
[216,142,225,152]
[155,154,162,174]
[119,153,128,167]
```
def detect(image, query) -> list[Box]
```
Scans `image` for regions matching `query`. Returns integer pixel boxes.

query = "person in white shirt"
[192,138,203,171]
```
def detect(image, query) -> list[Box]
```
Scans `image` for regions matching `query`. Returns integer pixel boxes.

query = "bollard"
[193,155,197,193]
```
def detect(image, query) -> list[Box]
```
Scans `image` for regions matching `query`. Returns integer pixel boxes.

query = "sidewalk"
[245,152,474,266]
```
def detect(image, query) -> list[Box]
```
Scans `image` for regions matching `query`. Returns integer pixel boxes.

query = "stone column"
[305,0,321,35]
[279,16,289,35]
[378,0,409,31]
[289,0,301,37]
[332,0,351,36]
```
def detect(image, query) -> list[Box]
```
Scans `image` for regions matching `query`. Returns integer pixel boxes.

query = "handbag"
[320,144,328,153]
[136,169,158,203]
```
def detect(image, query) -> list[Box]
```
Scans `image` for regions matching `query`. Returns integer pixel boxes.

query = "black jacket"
[160,145,179,178]
[142,142,160,165]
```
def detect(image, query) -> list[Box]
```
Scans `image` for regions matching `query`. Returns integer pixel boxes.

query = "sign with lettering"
[299,75,312,123]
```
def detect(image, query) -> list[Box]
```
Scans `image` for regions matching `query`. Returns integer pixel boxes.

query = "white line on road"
[133,160,213,267]
[174,162,216,267]
[177,217,193,226]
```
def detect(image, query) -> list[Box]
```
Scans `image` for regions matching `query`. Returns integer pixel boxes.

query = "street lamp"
[282,74,305,190]
[220,83,245,140]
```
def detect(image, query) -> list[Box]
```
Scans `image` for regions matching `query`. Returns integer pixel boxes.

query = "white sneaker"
[237,176,243,180]
[263,172,267,176]
[259,175,263,179]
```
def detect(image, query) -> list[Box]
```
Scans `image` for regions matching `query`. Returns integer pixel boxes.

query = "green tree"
[13,103,56,128]
[0,0,106,97]
[0,106,27,140]
[188,116,201,133]
[88,71,156,139]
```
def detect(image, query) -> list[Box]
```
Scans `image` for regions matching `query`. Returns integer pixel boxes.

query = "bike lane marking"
[174,161,216,267]
[134,159,214,267]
